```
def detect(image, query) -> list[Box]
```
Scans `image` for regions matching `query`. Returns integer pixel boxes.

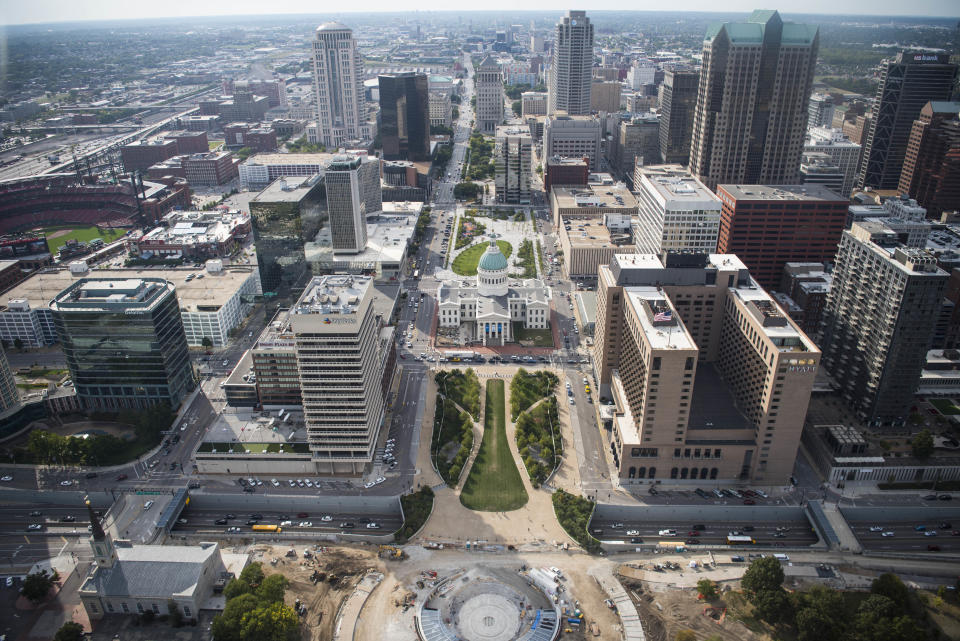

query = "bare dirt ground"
[254,544,383,641]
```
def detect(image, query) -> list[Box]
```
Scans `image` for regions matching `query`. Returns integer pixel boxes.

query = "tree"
[223,576,253,600]
[512,100,522,116]
[675,631,696,641]
[697,578,718,600]
[240,601,300,641]
[870,573,909,613]
[235,147,254,161]
[21,569,55,603]
[911,429,934,458]
[256,574,288,604]
[740,557,784,596]
[753,588,792,625]
[796,607,839,641]
[53,622,84,641]
[201,336,213,349]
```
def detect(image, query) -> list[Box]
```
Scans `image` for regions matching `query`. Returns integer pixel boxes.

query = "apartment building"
[804,127,861,198]
[543,114,601,171]
[593,252,820,484]
[633,165,721,256]
[494,126,533,205]
[521,92,548,118]
[820,221,949,426]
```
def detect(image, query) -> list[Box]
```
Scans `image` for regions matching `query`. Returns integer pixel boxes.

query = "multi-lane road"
[169,507,403,536]
[589,516,819,547]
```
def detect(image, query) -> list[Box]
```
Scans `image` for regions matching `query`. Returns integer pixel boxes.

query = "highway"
[850,520,960,552]
[170,507,402,536]
[588,516,819,547]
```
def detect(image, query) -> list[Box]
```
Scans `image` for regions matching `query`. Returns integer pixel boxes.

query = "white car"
[143,501,154,510]
[375,476,386,485]
[366,522,380,529]
[59,480,73,486]
[0,475,12,482]
[321,515,333,522]
[882,531,895,537]
[297,479,305,487]
[626,530,640,536]
[658,529,677,536]
[288,480,296,487]
[364,481,376,489]
[280,520,292,527]
[305,480,313,488]
[298,521,313,528]
[271,478,280,487]
[869,526,883,532]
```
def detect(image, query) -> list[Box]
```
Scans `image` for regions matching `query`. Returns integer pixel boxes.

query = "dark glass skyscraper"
[378,73,431,161]
[50,278,195,410]
[856,52,958,190]
[658,68,700,164]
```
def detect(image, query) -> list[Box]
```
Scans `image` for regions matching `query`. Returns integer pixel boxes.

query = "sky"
[1,0,957,25]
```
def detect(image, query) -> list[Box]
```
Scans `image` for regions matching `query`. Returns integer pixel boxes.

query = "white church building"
[438,242,551,346]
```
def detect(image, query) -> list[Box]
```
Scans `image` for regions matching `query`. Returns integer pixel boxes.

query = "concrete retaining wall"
[840,506,960,522]
[592,503,806,522]
[186,492,402,519]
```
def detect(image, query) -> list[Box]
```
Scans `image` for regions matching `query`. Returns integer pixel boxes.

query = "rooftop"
[242,152,339,167]
[251,174,324,203]
[562,219,633,248]
[637,165,721,208]
[553,184,637,211]
[81,542,221,599]
[718,184,845,202]
[624,286,696,351]
[293,274,372,317]
[50,278,171,312]
[4,265,258,315]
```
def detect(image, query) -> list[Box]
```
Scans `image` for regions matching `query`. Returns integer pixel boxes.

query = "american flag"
[653,309,672,322]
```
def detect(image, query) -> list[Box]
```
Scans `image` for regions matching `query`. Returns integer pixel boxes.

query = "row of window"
[91,600,191,618]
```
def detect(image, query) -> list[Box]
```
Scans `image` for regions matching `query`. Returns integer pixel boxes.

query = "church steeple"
[85,497,117,568]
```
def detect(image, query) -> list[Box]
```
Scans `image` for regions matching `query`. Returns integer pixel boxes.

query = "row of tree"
[212,563,300,641]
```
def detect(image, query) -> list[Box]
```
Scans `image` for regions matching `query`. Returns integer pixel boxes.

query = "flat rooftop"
[243,152,338,167]
[563,220,633,248]
[251,174,323,203]
[717,184,845,202]
[687,363,754,431]
[553,184,638,211]
[381,201,424,216]
[2,266,258,314]
[201,407,309,452]
[637,165,721,208]
[624,286,696,351]
[293,274,373,316]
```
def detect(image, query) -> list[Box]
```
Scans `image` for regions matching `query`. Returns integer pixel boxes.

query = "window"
[648,467,656,479]
[89,602,99,613]
[671,467,678,479]
[152,603,160,614]
[680,468,689,479]
[628,466,636,479]
[106,602,115,613]
[638,467,646,479]
[137,602,144,614]
[700,467,708,479]
[710,468,718,479]
[183,606,192,618]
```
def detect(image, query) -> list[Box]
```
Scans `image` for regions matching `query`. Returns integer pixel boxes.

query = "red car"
[115,474,128,481]
[296,512,309,518]
[687,531,700,537]
[743,499,756,505]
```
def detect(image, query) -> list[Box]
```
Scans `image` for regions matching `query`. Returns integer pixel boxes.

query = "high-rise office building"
[378,73,431,161]
[899,101,960,217]
[608,114,660,182]
[543,114,602,171]
[249,175,328,296]
[0,345,19,413]
[494,126,533,205]
[325,156,381,254]
[633,164,721,256]
[590,81,621,113]
[50,278,195,410]
[658,69,700,165]
[804,127,861,197]
[311,23,367,147]
[716,184,848,290]
[548,11,594,116]
[856,52,958,190]
[593,252,820,484]
[289,275,390,473]
[820,221,948,426]
[800,152,845,195]
[808,93,835,129]
[476,57,504,134]
[689,10,819,190]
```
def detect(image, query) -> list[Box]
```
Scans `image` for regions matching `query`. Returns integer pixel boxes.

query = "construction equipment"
[378,545,407,560]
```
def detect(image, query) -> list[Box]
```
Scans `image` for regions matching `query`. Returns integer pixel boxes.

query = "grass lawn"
[460,379,528,512]
[37,225,127,254]
[929,398,960,415]
[513,323,554,347]
[452,240,513,276]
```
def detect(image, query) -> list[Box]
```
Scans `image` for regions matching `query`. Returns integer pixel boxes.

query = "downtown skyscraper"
[689,10,819,190]
[856,52,958,191]
[548,10,594,116]
[311,22,367,147]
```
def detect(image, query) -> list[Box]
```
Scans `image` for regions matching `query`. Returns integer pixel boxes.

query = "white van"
[773,553,789,562]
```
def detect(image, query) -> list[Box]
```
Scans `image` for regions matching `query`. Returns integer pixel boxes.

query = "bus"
[413,270,420,279]
[726,535,755,545]
[252,524,282,533]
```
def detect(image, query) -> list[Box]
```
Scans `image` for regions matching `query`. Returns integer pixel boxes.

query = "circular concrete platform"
[457,593,521,641]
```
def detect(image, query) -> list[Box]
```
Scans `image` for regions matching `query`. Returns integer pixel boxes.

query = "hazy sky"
[2,0,957,25]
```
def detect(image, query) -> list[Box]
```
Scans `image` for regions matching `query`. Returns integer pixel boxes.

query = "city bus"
[413,270,420,279]
[252,524,281,533]
[726,535,756,545]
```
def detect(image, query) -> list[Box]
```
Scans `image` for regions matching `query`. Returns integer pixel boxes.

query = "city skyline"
[3,3,958,26]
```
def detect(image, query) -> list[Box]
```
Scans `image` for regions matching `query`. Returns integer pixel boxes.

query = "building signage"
[323,317,354,325]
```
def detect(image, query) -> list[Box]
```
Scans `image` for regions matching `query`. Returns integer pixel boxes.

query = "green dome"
[478,242,508,271]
